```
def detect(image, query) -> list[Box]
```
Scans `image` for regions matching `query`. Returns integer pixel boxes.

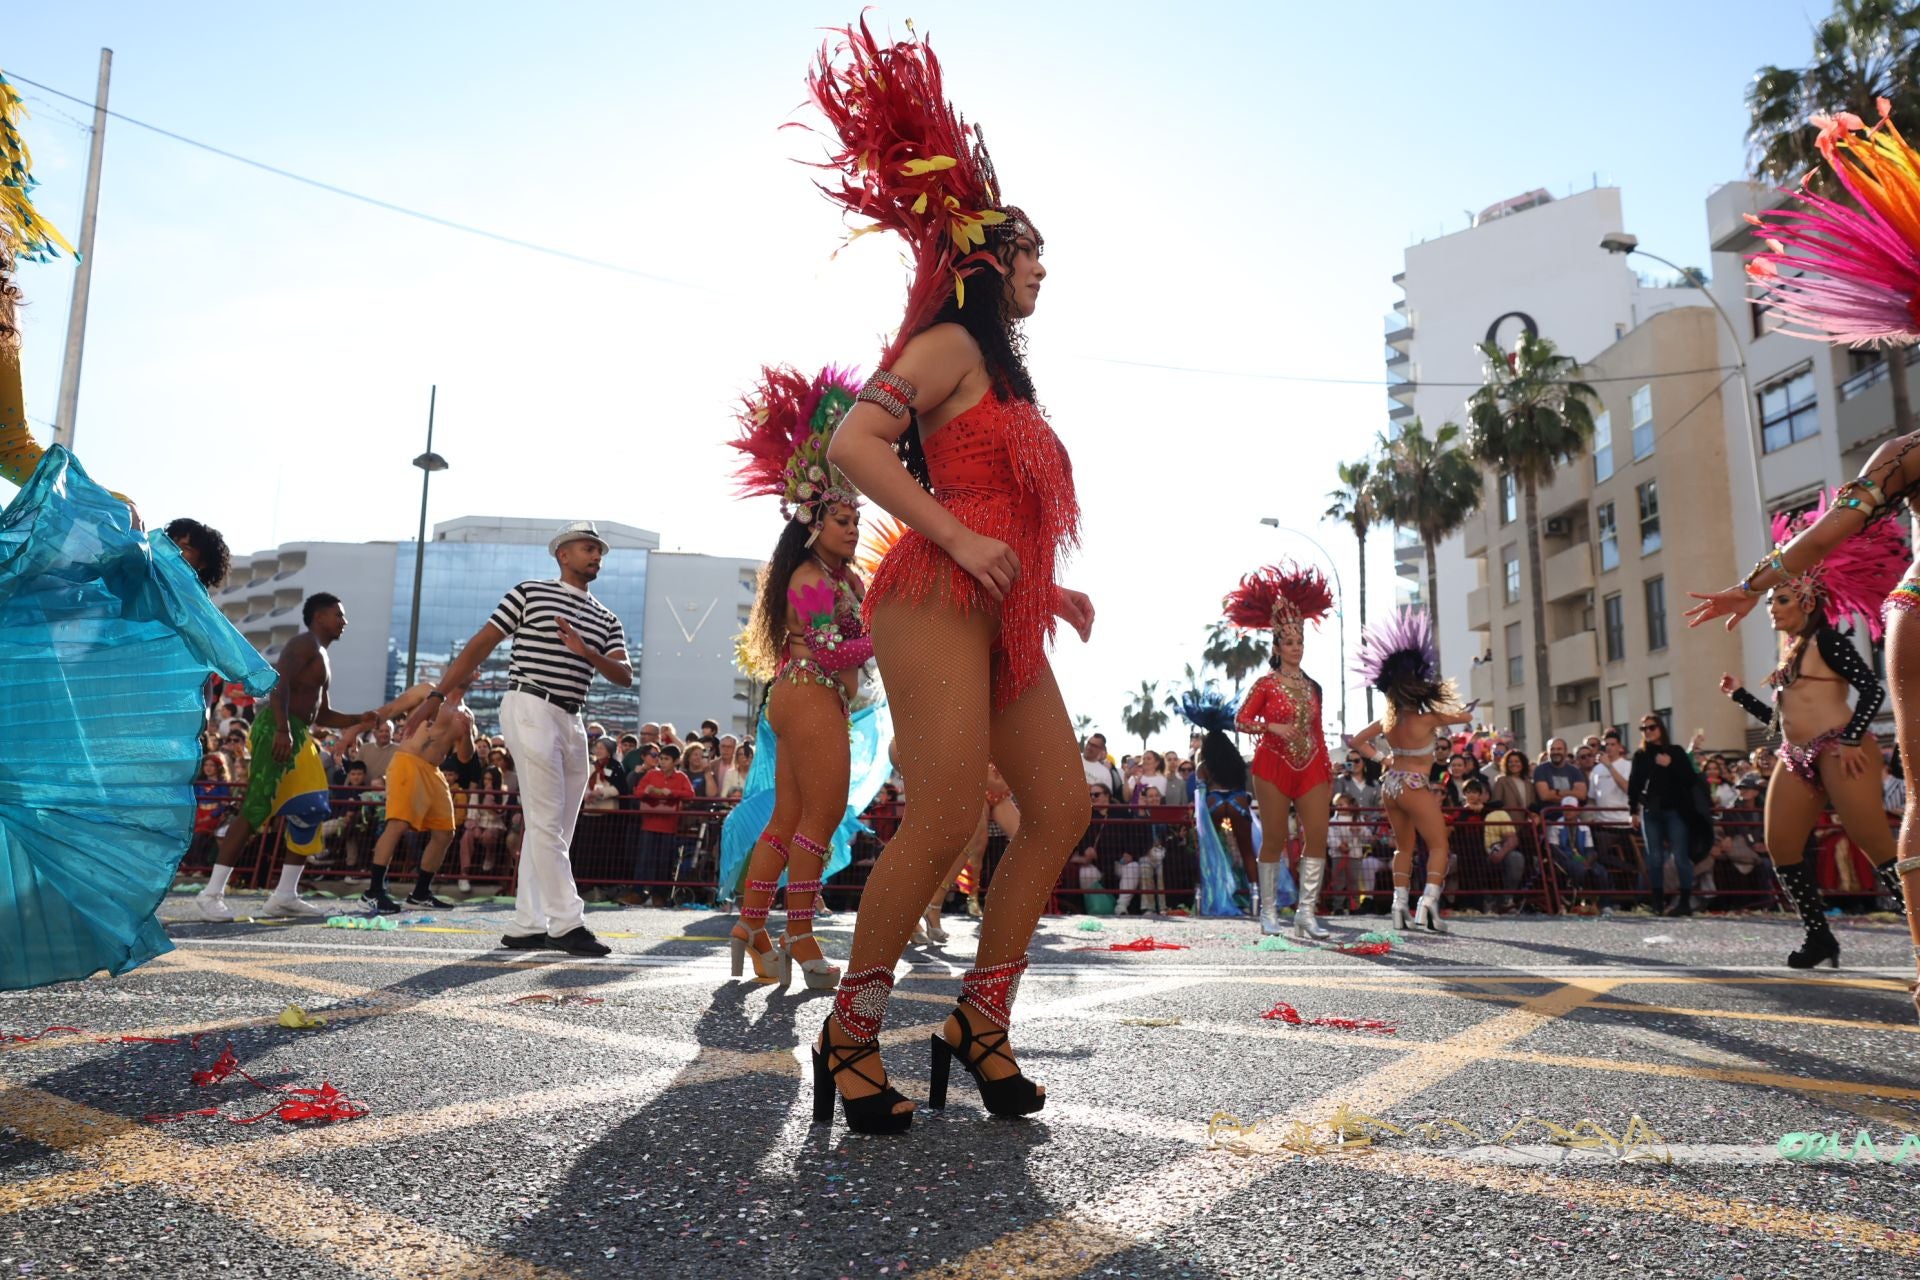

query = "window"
[1630,385,1655,460]
[1499,473,1518,524]
[1649,673,1673,731]
[1502,546,1521,604]
[1510,706,1527,753]
[1505,622,1523,687]
[1587,696,1603,723]
[1596,502,1619,572]
[1636,480,1661,555]
[1603,592,1625,662]
[1645,576,1668,652]
[1759,366,1818,453]
[1592,410,1613,483]
[1608,684,1631,735]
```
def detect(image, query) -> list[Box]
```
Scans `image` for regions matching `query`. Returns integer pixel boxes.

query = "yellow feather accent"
[899,155,957,176]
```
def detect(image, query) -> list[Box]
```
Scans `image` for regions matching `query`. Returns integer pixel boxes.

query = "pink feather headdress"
[1746,100,1920,345]
[1770,491,1909,638]
[727,365,862,529]
[1223,562,1334,635]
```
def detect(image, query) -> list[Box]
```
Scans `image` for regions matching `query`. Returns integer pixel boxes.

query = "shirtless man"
[195,592,424,921]
[362,684,478,914]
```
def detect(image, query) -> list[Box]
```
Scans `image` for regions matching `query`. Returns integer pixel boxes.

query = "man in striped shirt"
[427,522,633,955]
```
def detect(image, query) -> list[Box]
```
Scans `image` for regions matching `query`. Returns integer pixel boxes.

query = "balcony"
[1466,586,1490,632]
[1384,313,1413,348]
[1547,631,1599,687]
[1469,659,1493,708]
[1543,544,1593,602]
[1835,349,1920,454]
[1463,516,1487,559]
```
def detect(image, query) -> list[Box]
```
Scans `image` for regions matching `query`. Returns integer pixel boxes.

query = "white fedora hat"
[549,520,610,557]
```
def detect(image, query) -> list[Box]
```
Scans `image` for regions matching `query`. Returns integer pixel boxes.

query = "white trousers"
[499,690,589,936]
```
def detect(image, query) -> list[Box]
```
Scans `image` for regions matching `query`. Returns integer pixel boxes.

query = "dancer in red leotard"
[1225,563,1336,939]
[801,19,1093,1135]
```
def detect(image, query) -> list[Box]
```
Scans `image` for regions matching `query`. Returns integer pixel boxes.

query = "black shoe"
[361,892,404,915]
[928,1007,1045,1118]
[549,926,611,957]
[502,932,556,950]
[812,1014,914,1134]
[405,892,454,910]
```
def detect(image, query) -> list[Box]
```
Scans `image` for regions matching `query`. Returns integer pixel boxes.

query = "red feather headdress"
[728,365,863,530]
[1223,562,1334,634]
[799,17,1037,366]
[1770,492,1909,639]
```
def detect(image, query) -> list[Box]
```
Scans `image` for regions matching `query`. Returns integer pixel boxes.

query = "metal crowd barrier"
[177,788,1903,917]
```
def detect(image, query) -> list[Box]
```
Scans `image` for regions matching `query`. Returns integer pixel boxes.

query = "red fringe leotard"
[863,390,1080,711]
[1236,671,1333,799]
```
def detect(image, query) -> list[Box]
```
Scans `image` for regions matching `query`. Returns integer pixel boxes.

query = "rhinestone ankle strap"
[833,965,894,1043]
[1893,856,1920,875]
[785,879,823,922]
[959,958,1028,1031]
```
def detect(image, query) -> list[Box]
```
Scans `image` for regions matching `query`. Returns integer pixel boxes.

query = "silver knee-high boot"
[1257,862,1284,935]
[1292,857,1331,940]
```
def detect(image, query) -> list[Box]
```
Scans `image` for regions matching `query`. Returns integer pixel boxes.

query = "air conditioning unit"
[1554,687,1584,705]
[1544,517,1571,537]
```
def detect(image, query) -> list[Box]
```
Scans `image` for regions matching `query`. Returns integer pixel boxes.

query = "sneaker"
[405,891,454,910]
[456,879,472,893]
[194,889,236,922]
[548,926,611,957]
[262,892,328,918]
[359,892,404,916]
[501,932,556,951]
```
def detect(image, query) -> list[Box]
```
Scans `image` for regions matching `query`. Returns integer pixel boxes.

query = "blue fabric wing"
[0,447,277,991]
[719,696,894,895]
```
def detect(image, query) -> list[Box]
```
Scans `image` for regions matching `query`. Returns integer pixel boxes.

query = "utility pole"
[52,48,112,450]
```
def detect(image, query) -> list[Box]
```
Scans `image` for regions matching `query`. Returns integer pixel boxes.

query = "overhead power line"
[6,69,701,289]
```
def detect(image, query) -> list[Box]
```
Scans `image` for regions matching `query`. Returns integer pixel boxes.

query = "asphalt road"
[3,898,1919,1279]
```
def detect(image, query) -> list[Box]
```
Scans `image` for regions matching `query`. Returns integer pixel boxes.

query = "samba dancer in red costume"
[802,19,1092,1134]
[1225,564,1336,939]
[727,366,870,989]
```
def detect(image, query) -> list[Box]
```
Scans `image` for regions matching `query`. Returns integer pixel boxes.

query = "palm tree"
[1325,458,1378,718]
[1466,334,1601,741]
[1747,0,1920,438]
[1122,680,1169,751]
[1072,712,1094,739]
[1371,418,1483,662]
[1202,620,1269,696]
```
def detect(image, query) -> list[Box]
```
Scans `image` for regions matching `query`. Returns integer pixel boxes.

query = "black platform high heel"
[1776,861,1841,970]
[811,968,912,1134]
[927,959,1044,1117]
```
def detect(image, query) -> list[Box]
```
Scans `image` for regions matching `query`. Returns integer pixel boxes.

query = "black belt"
[508,681,584,716]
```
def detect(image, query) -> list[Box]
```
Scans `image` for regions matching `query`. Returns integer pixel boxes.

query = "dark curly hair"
[302,592,342,627]
[892,223,1042,491]
[1197,728,1249,794]
[165,517,232,591]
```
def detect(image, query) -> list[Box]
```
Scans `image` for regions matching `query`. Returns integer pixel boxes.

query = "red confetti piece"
[1072,936,1189,953]
[152,1042,367,1125]
[1335,942,1394,956]
[1260,1001,1396,1034]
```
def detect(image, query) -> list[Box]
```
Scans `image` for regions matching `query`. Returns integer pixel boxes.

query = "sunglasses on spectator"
[1089,788,1109,798]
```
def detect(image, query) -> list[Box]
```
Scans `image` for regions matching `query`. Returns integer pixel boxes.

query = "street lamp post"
[1599,233,1766,541]
[1258,517,1347,734]
[404,386,449,687]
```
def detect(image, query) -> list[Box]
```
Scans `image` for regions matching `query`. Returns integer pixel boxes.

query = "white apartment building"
[1386,186,1703,685]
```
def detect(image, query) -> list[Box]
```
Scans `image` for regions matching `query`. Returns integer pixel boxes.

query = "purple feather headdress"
[1770,492,1909,639]
[1355,607,1458,722]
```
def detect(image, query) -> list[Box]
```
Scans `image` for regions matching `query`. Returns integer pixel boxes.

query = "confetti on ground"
[1074,919,1106,932]
[1073,936,1189,952]
[144,1041,367,1125]
[2,1026,209,1047]
[277,1004,325,1030]
[1260,1001,1397,1034]
[1355,930,1403,944]
[507,993,606,1007]
[324,916,399,931]
[1118,1016,1183,1027]
[1334,941,1394,956]
[1248,936,1308,952]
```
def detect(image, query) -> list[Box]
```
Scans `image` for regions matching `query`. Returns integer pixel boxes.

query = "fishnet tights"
[734,679,850,963]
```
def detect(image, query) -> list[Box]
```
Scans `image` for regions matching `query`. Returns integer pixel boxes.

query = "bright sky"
[6,0,1834,745]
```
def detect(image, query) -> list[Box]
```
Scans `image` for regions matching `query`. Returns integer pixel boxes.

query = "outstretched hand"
[1685,587,1759,631]
[1054,587,1095,642]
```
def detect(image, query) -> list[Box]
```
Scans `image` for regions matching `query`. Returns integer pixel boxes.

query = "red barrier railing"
[177,789,1903,918]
